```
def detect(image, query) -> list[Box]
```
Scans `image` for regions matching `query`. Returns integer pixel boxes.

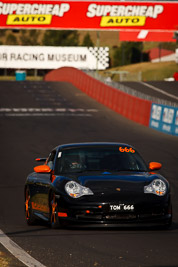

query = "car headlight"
[144,179,167,196]
[65,181,94,198]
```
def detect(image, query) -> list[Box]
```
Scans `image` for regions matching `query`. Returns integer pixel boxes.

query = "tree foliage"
[20,30,39,45]
[113,42,149,67]
[0,29,7,37]
[42,30,79,46]
[6,33,18,45]
[81,33,94,47]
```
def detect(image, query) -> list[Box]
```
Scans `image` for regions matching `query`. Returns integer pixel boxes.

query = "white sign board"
[176,48,178,64]
[0,46,109,70]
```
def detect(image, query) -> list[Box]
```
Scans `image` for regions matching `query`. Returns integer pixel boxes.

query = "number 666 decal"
[119,147,135,153]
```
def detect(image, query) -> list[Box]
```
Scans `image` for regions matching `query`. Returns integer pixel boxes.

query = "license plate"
[109,204,134,212]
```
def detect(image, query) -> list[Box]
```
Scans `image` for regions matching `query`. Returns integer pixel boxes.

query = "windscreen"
[55,146,148,174]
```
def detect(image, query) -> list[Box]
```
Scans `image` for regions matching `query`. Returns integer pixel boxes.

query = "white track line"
[0,108,98,113]
[4,113,92,117]
[0,108,98,117]
[140,82,178,101]
[0,229,46,267]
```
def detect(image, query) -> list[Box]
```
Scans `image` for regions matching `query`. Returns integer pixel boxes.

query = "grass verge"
[100,61,178,81]
[0,246,25,267]
[0,76,43,81]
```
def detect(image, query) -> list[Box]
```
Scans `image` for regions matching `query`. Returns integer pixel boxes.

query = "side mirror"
[34,165,51,173]
[149,162,162,171]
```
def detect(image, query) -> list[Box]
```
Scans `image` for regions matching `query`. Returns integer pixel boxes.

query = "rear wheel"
[50,193,61,229]
[25,188,36,225]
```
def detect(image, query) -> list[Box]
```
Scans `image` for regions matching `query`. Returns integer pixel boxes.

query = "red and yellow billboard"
[0,1,177,31]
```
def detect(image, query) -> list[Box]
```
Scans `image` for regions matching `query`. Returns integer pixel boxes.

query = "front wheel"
[25,188,37,225]
[50,193,61,229]
[160,205,172,230]
[164,207,173,230]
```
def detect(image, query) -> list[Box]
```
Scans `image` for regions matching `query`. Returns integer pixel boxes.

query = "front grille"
[74,211,165,222]
[68,201,167,223]
[105,214,137,220]
[139,213,165,219]
[76,214,102,220]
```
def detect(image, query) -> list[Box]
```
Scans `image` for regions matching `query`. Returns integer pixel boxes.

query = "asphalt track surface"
[0,80,178,267]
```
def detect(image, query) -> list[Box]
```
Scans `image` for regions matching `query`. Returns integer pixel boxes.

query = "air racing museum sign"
[0,46,109,70]
[0,1,177,31]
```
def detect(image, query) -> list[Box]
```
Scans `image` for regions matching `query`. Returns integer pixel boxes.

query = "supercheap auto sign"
[0,1,177,30]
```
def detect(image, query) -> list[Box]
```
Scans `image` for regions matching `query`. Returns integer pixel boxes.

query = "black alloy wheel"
[25,188,36,225]
[50,192,61,229]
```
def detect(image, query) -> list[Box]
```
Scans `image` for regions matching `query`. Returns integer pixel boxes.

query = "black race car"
[25,143,172,228]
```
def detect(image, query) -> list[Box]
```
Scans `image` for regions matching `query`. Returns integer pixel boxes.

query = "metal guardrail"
[103,70,142,82]
[85,71,178,108]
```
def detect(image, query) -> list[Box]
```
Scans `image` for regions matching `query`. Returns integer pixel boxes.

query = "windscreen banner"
[0,45,109,70]
[0,1,177,31]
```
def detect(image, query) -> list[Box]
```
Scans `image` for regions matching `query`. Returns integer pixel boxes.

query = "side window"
[47,150,56,170]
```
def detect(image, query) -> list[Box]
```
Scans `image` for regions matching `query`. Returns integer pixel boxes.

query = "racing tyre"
[164,207,173,230]
[161,206,172,230]
[50,192,61,229]
[25,188,37,225]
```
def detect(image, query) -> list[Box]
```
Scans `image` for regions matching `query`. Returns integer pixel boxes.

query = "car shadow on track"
[4,221,178,238]
[64,221,178,232]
